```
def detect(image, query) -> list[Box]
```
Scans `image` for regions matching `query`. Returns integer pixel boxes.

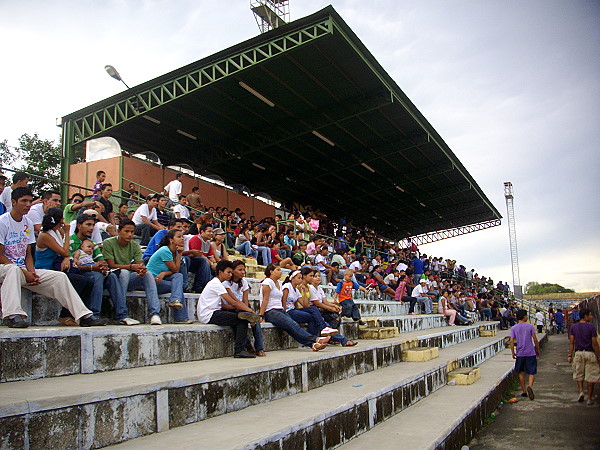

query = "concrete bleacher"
[0,274,541,449]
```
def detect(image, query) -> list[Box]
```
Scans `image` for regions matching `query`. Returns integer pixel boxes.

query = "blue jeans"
[340,299,361,321]
[82,271,129,319]
[416,296,433,314]
[413,274,423,285]
[288,306,329,337]
[264,309,316,347]
[187,256,212,293]
[246,323,264,352]
[119,269,161,316]
[236,242,258,258]
[257,246,271,265]
[156,272,188,321]
[480,308,492,320]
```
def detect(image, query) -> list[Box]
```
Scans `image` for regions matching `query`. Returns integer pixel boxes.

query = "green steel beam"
[67,18,334,146]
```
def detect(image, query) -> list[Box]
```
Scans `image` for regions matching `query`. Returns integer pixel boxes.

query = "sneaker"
[150,315,162,325]
[527,386,535,400]
[238,311,261,323]
[587,399,595,406]
[79,316,109,327]
[320,326,339,336]
[120,317,141,326]
[577,392,585,402]
[234,350,257,358]
[168,300,183,310]
[175,320,194,324]
[357,320,366,326]
[6,315,29,328]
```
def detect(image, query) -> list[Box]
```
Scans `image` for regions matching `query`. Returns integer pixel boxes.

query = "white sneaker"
[320,327,339,336]
[577,392,585,402]
[150,315,162,325]
[120,317,141,326]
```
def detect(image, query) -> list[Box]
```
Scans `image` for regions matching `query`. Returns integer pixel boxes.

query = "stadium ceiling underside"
[61,5,501,241]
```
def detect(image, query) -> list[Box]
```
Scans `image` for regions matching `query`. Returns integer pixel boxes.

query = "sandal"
[344,340,358,347]
[168,300,183,310]
[312,342,327,351]
[316,336,331,345]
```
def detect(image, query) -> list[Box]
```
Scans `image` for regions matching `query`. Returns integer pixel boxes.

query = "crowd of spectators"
[0,170,525,353]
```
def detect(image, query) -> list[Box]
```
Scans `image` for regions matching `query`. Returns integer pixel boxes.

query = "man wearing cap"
[411,278,434,314]
[69,213,137,324]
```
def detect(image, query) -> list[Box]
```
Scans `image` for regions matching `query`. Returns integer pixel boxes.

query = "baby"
[73,239,96,268]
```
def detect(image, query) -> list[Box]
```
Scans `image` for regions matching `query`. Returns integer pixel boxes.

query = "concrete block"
[402,346,439,362]
[359,327,399,340]
[244,257,257,266]
[359,317,380,328]
[448,367,481,385]
[480,329,497,337]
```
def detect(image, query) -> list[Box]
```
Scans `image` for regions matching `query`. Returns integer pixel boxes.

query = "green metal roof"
[62,5,501,239]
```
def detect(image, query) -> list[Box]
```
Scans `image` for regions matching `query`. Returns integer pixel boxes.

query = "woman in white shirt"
[259,264,330,351]
[282,270,337,337]
[223,260,265,356]
[197,260,261,358]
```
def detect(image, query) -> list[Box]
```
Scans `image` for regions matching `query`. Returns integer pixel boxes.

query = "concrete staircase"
[0,277,521,449]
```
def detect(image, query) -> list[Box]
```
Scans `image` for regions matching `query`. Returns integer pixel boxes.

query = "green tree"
[525,281,575,294]
[0,140,18,170]
[16,133,62,194]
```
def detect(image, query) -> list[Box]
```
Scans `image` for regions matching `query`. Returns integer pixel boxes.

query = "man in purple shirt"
[568,308,600,405]
[510,309,541,400]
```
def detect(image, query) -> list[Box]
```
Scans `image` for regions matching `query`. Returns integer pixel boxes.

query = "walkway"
[468,333,600,449]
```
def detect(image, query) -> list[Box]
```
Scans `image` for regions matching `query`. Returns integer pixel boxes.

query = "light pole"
[104,65,130,89]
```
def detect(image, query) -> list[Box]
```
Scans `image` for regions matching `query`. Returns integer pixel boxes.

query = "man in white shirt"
[26,190,61,235]
[411,279,434,314]
[173,194,190,219]
[535,309,545,333]
[132,194,164,245]
[163,173,183,205]
[0,171,29,213]
[197,260,260,358]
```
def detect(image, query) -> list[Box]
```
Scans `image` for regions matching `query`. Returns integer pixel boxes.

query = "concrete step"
[359,327,399,339]
[109,333,510,449]
[0,326,500,448]
[341,333,548,450]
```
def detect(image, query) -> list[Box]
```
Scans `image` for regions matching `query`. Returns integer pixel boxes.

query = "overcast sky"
[1,1,598,292]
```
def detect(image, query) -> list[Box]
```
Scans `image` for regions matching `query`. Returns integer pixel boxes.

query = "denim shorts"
[514,356,537,375]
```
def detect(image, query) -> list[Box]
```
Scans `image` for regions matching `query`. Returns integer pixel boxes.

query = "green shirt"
[63,204,78,224]
[69,233,104,260]
[102,236,142,265]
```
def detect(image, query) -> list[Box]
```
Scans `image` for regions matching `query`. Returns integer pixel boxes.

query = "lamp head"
[104,65,122,81]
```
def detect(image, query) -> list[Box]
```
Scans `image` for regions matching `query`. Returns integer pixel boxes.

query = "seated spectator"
[210,228,229,262]
[0,187,106,328]
[70,213,135,324]
[122,182,145,206]
[259,264,330,351]
[197,260,261,358]
[372,265,397,299]
[155,195,172,228]
[115,203,129,227]
[234,222,258,259]
[96,183,116,227]
[186,186,204,211]
[132,194,164,246]
[314,246,334,285]
[63,192,96,224]
[411,278,434,314]
[282,270,338,337]
[394,274,418,314]
[173,195,190,220]
[103,218,172,325]
[384,269,400,290]
[307,270,342,329]
[223,260,265,356]
[335,269,368,325]
[34,207,94,326]
[329,262,343,285]
[269,240,296,270]
[291,240,310,268]
[283,228,297,254]
[252,224,272,265]
[331,250,347,269]
[26,190,61,235]
[146,229,191,324]
[186,223,215,292]
[439,290,469,326]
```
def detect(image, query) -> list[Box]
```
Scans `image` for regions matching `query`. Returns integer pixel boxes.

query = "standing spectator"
[132,194,164,246]
[535,309,545,333]
[555,309,564,334]
[186,186,203,212]
[571,306,581,324]
[568,308,600,405]
[411,255,424,285]
[163,173,183,206]
[510,309,540,400]
[0,187,105,328]
[91,170,106,200]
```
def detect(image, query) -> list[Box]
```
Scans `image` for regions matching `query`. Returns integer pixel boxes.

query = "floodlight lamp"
[105,65,122,81]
